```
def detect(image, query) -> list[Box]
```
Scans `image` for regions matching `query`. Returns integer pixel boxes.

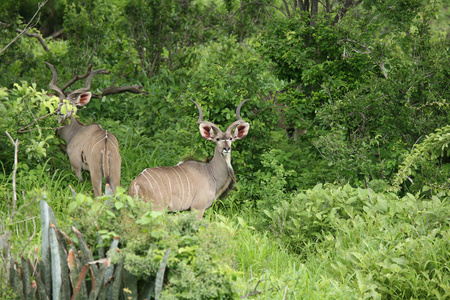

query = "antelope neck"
[209,146,233,191]
[58,117,85,144]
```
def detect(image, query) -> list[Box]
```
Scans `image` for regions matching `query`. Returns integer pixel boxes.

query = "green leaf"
[76,194,86,206]
[49,225,62,299]
[155,248,170,300]
[127,197,135,208]
[68,202,78,212]
[115,201,124,210]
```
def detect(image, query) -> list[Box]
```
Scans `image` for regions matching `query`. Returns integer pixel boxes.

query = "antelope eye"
[229,138,233,140]
[216,138,220,141]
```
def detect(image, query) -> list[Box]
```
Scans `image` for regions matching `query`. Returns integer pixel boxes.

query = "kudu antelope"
[44,62,122,197]
[129,100,250,220]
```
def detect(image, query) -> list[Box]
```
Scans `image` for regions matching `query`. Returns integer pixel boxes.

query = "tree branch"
[240,258,269,299]
[281,0,291,17]
[99,85,148,97]
[338,38,371,55]
[17,109,59,133]
[49,28,64,39]
[61,65,94,92]
[338,38,388,79]
[0,0,49,54]
[19,28,49,51]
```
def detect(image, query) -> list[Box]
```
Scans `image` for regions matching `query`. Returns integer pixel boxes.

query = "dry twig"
[5,132,19,220]
[0,0,49,54]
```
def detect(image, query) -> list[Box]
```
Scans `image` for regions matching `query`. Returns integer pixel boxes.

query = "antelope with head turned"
[44,62,123,197]
[129,99,250,220]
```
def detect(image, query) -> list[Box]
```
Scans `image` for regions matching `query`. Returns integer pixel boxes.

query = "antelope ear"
[74,92,92,106]
[232,123,250,140]
[199,124,217,141]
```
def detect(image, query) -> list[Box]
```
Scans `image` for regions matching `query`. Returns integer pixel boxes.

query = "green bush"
[0,83,60,172]
[266,183,450,299]
[393,125,450,195]
[265,183,367,250]
[235,148,294,226]
[69,188,239,299]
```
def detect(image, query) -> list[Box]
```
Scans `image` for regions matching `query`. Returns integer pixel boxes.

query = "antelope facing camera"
[129,99,250,220]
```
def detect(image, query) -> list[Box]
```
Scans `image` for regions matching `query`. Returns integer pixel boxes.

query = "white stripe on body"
[90,135,107,158]
[155,167,173,207]
[105,131,120,154]
[145,168,164,201]
[140,169,154,191]
[143,169,166,202]
[176,165,191,208]
[172,166,185,208]
[89,130,119,158]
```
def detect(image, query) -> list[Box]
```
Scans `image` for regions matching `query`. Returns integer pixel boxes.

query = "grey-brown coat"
[129,99,250,220]
[45,62,121,197]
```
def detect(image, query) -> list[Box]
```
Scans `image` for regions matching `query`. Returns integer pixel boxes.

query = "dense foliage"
[68,189,238,299]
[1,0,449,298]
[265,183,450,298]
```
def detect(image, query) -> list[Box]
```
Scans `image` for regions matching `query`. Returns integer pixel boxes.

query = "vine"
[392,125,450,191]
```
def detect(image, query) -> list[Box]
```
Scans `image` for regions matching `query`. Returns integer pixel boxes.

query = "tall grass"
[208,213,358,299]
[0,160,82,249]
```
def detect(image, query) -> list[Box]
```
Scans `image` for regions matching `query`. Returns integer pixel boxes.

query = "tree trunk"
[333,0,363,25]
[310,0,319,25]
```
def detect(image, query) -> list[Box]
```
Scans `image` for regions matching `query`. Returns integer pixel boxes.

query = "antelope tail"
[102,135,112,194]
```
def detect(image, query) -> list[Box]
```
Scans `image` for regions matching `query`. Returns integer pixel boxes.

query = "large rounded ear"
[232,122,250,140]
[199,124,218,141]
[74,92,92,106]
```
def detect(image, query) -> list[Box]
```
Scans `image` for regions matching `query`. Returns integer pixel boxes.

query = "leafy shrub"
[265,183,367,250]
[312,130,409,186]
[393,125,450,195]
[0,83,60,172]
[253,149,293,207]
[69,188,239,299]
[266,183,450,299]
